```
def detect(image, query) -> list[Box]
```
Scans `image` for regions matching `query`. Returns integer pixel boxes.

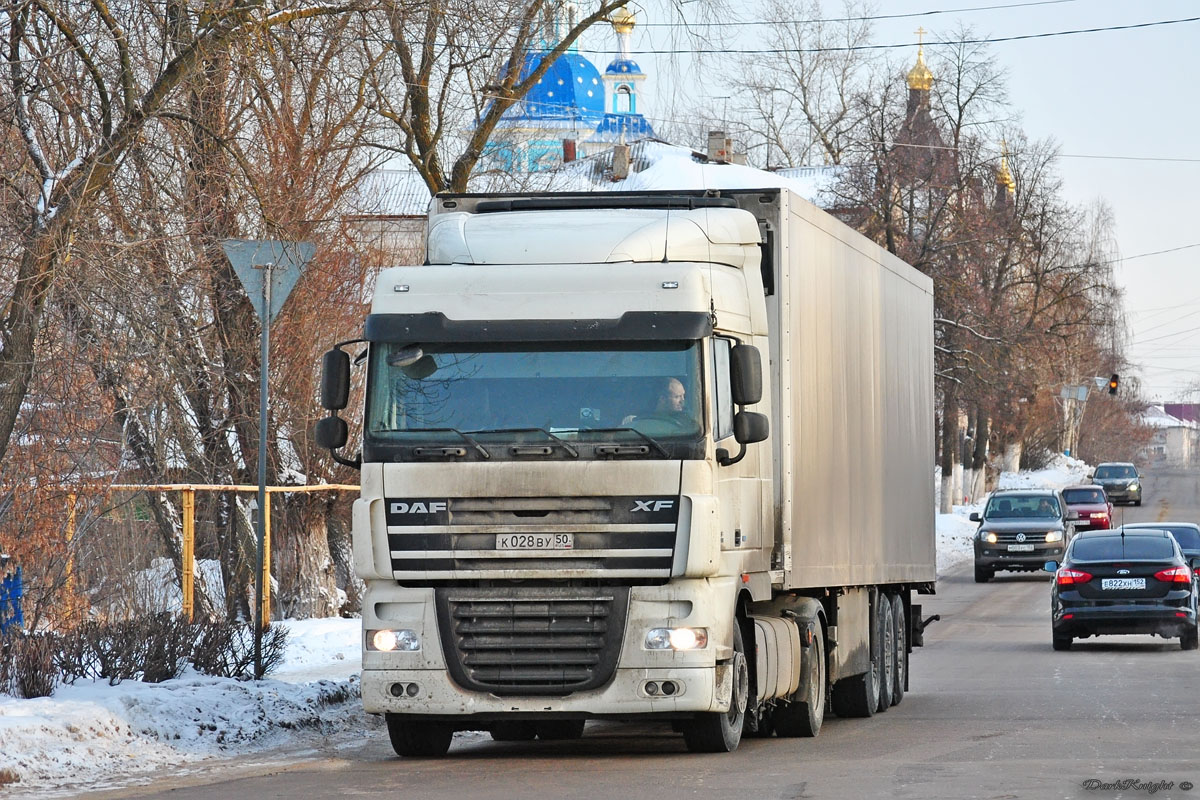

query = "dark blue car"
[1045,529,1198,651]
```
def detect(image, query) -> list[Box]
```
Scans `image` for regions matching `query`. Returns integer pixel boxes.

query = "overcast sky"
[579,0,1200,402]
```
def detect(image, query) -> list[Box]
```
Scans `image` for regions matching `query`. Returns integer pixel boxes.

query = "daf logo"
[390,501,447,514]
[1015,533,1026,543]
[632,500,675,512]
[1117,568,1131,575]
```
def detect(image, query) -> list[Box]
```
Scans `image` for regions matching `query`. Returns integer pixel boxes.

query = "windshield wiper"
[411,428,490,459]
[466,427,579,458]
[581,427,670,458]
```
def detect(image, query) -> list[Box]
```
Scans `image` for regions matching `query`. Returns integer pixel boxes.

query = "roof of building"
[605,58,643,76]
[503,50,606,122]
[343,169,431,218]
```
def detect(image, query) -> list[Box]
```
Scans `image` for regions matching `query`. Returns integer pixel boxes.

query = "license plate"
[1007,544,1035,552]
[1101,578,1145,590]
[496,533,574,550]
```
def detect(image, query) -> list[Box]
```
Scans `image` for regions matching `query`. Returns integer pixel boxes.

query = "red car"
[1061,485,1113,531]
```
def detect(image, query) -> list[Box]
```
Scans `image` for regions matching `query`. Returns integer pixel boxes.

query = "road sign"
[221,240,314,323]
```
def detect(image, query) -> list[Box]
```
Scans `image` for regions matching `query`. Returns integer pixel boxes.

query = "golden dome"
[610,7,636,35]
[997,142,1015,192]
[907,45,933,91]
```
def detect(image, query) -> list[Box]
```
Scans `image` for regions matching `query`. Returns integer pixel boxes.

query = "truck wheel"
[876,593,895,713]
[682,622,748,753]
[974,565,992,583]
[490,721,537,741]
[773,618,825,737]
[385,714,453,758]
[1180,625,1198,651]
[535,720,585,740]
[890,594,907,706]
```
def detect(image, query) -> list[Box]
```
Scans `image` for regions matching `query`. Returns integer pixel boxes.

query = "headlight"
[980,531,997,544]
[645,627,708,650]
[1045,530,1063,543]
[368,629,420,652]
[1129,482,1139,490]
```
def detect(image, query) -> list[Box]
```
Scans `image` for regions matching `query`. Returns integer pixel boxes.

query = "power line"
[641,0,1082,28]
[576,16,1200,55]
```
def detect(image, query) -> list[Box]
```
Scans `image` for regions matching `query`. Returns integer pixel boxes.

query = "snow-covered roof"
[343,169,431,218]
[480,140,838,206]
[1142,405,1198,429]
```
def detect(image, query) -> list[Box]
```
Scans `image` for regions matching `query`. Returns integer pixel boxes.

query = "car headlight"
[367,629,420,652]
[1129,482,1139,490]
[1045,530,1063,543]
[980,531,997,544]
[645,627,708,650]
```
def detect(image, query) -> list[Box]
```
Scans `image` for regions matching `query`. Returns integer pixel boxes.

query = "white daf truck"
[316,188,936,756]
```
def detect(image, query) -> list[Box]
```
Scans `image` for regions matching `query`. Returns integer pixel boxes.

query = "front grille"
[386,495,678,579]
[435,587,629,696]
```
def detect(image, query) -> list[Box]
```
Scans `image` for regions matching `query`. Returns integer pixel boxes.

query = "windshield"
[364,340,704,459]
[984,495,1061,519]
[1094,465,1137,480]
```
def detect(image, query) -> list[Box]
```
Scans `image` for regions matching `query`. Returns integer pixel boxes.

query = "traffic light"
[1108,374,1119,395]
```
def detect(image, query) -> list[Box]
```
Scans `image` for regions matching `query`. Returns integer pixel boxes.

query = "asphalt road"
[77,465,1200,800]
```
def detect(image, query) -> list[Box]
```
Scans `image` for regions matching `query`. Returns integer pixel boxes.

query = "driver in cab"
[622,377,690,428]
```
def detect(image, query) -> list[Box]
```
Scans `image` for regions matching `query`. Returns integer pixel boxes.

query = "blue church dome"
[505,51,605,122]
[604,58,643,76]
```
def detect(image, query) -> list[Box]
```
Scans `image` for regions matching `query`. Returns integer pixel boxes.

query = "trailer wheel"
[385,714,453,758]
[890,594,907,706]
[774,617,825,738]
[535,720,586,740]
[876,593,894,713]
[682,622,748,753]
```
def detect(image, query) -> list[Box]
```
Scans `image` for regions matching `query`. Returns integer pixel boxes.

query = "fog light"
[389,683,405,697]
[645,682,660,695]
[406,682,420,696]
[660,681,676,696]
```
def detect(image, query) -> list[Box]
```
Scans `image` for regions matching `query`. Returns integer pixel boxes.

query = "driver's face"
[659,380,686,412]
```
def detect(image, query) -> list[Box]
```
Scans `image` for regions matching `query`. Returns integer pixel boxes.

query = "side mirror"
[729,344,763,406]
[320,349,351,410]
[1043,561,1058,573]
[969,512,981,522]
[1190,556,1200,571]
[314,415,348,450]
[733,410,769,444]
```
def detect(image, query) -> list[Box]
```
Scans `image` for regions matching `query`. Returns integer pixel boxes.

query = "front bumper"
[975,542,1064,571]
[362,665,722,722]
[1100,486,1140,503]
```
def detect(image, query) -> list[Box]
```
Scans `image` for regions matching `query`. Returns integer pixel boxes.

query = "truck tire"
[385,715,453,758]
[890,593,907,706]
[682,622,748,753]
[974,565,992,583]
[876,594,894,713]
[490,721,537,741]
[773,618,825,738]
[535,720,586,740]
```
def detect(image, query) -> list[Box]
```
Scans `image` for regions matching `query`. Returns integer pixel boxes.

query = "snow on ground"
[0,455,1087,796]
